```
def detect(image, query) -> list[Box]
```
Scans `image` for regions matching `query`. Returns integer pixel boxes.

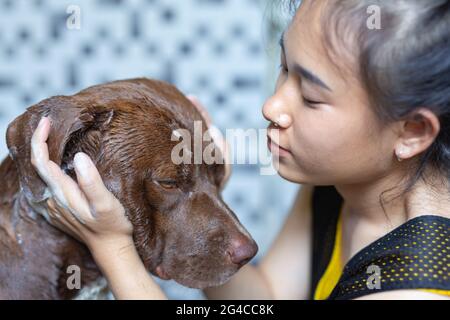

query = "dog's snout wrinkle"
[190,192,253,239]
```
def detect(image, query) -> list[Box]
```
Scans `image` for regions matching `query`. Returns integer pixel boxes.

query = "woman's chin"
[273,161,309,184]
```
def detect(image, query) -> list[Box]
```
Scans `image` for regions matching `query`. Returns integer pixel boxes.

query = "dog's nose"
[226,235,258,266]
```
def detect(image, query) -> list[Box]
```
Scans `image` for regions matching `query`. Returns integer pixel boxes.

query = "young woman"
[30,0,450,299]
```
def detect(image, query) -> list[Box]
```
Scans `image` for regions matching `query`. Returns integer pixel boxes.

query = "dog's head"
[6,78,257,289]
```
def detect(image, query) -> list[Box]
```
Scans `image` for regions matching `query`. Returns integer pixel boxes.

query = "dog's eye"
[156,180,178,190]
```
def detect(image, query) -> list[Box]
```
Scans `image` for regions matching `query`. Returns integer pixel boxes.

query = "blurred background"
[0,0,299,299]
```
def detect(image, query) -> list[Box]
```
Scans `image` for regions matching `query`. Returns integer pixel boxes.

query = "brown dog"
[0,78,257,299]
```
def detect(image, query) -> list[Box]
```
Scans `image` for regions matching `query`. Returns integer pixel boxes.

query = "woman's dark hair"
[287,0,450,205]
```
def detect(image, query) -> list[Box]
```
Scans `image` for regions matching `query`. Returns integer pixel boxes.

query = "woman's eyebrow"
[293,64,332,92]
[279,33,332,92]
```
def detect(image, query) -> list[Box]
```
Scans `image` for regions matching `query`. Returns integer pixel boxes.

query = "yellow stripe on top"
[313,208,343,300]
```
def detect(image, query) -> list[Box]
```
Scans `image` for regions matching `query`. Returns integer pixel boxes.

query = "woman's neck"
[335,166,450,265]
[335,167,450,230]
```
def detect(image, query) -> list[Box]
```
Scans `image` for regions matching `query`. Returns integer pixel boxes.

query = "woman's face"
[264,1,398,185]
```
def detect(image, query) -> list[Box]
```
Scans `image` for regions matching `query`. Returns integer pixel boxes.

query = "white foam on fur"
[73,277,113,300]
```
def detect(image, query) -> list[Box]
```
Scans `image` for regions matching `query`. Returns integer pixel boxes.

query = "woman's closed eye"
[278,61,325,108]
[302,96,323,108]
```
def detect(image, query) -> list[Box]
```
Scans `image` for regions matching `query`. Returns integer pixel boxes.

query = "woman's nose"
[262,94,292,129]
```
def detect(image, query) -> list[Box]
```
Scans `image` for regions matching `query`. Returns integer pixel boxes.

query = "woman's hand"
[30,117,133,251]
[187,95,232,189]
[30,117,167,300]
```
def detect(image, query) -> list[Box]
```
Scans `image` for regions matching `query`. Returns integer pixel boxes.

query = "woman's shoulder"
[329,215,450,300]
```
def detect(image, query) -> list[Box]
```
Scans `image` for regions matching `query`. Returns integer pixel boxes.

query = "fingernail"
[74,152,92,178]
[38,117,47,128]
[186,94,199,103]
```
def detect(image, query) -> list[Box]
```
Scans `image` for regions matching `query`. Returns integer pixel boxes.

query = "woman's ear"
[6,96,114,204]
[395,108,441,160]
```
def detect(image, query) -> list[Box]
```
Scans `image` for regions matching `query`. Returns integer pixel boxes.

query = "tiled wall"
[0,0,298,299]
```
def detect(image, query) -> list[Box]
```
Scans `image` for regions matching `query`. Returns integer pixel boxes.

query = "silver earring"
[272,121,280,128]
[396,150,403,162]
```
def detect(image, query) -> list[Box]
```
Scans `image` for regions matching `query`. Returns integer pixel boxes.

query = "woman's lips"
[267,136,291,157]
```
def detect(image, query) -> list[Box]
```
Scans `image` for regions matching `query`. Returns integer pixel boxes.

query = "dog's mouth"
[151,257,241,289]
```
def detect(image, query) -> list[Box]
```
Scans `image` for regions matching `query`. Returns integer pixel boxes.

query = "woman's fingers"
[30,118,132,244]
[73,152,118,216]
[30,117,53,182]
[187,95,212,127]
[47,198,83,242]
[31,117,94,223]
[73,152,132,236]
[30,117,70,194]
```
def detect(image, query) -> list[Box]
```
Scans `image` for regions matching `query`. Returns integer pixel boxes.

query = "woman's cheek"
[291,113,349,163]
[290,128,324,171]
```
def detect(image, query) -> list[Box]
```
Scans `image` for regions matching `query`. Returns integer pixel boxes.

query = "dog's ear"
[6,96,114,204]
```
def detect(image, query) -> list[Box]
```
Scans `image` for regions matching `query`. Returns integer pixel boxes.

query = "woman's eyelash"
[277,64,322,107]
[302,97,322,107]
